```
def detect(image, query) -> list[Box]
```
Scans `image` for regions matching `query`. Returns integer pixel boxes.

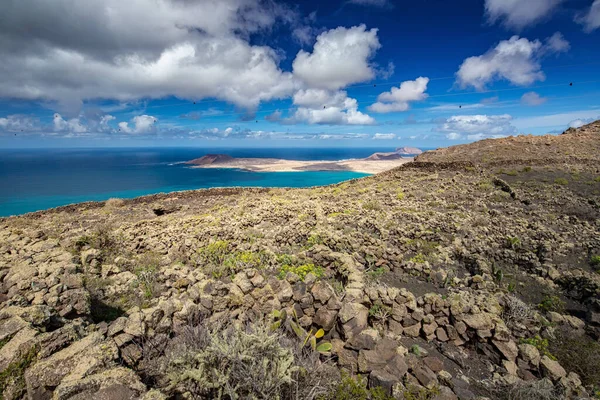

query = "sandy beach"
[187,157,414,174]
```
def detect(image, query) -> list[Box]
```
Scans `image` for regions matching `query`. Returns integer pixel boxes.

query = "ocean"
[0,147,408,217]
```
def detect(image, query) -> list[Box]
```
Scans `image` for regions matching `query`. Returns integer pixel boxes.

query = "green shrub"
[505,236,521,250]
[320,372,394,400]
[307,233,324,248]
[409,253,426,264]
[554,178,569,185]
[224,251,267,271]
[396,190,405,200]
[591,255,600,271]
[537,294,565,313]
[520,336,555,360]
[278,263,324,281]
[522,166,532,173]
[366,266,386,282]
[196,240,229,267]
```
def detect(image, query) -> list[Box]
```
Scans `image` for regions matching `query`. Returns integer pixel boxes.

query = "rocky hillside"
[1,122,599,399]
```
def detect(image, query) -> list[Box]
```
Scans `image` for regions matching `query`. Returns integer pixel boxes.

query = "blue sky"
[0,0,599,148]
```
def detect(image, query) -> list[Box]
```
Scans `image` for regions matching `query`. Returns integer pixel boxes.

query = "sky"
[1,0,599,148]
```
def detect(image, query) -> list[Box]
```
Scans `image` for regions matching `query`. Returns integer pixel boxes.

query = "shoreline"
[187,157,414,174]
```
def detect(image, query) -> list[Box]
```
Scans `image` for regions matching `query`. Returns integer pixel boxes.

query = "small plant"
[196,240,229,267]
[362,200,382,211]
[289,310,332,354]
[270,309,287,331]
[522,166,532,173]
[491,263,504,283]
[368,304,391,322]
[223,251,267,271]
[134,252,161,299]
[306,233,324,248]
[520,336,556,360]
[410,344,422,356]
[322,372,395,400]
[594,176,600,183]
[366,266,386,282]
[409,253,426,264]
[591,255,600,271]
[538,294,565,313]
[554,178,569,185]
[396,190,405,200]
[0,345,38,398]
[505,236,521,250]
[278,263,324,281]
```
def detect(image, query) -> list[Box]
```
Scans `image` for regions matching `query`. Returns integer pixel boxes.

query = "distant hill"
[395,146,423,155]
[364,152,406,161]
[186,154,234,165]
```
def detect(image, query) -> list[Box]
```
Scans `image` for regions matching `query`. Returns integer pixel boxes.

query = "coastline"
[187,157,414,174]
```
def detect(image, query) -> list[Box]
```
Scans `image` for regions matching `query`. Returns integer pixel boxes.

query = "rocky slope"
[1,122,599,399]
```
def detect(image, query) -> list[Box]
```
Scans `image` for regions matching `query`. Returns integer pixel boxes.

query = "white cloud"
[373,133,396,139]
[286,88,375,125]
[369,77,429,113]
[0,0,299,113]
[446,132,463,140]
[53,114,87,133]
[514,109,600,129]
[292,24,381,90]
[484,0,563,30]
[436,114,517,141]
[520,91,547,106]
[118,115,157,134]
[456,33,569,90]
[576,0,600,32]
[0,115,38,132]
[545,32,570,53]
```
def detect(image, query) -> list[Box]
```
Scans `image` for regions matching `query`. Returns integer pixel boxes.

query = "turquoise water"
[0,148,392,217]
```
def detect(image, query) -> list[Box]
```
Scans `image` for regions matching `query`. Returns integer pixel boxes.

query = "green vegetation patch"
[520,336,555,360]
[278,263,324,281]
[554,178,569,185]
[0,345,38,399]
[537,294,565,313]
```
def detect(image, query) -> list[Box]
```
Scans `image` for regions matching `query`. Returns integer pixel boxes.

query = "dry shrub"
[485,379,562,400]
[105,198,125,208]
[502,294,535,328]
[141,320,337,400]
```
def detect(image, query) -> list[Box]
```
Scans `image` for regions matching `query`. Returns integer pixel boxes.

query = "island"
[185,148,421,174]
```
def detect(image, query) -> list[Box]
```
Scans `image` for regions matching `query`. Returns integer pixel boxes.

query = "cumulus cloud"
[0,115,39,133]
[118,115,157,134]
[0,0,299,113]
[456,33,569,90]
[372,133,396,139]
[53,114,87,133]
[288,89,375,125]
[521,91,547,106]
[484,0,563,30]
[369,77,429,113]
[436,114,517,140]
[575,0,600,32]
[292,24,381,90]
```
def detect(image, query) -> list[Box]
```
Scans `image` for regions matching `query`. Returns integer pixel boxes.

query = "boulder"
[540,356,566,381]
[461,313,493,330]
[313,307,337,331]
[311,281,334,304]
[492,340,518,362]
[518,343,541,367]
[339,302,368,339]
[52,367,147,400]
